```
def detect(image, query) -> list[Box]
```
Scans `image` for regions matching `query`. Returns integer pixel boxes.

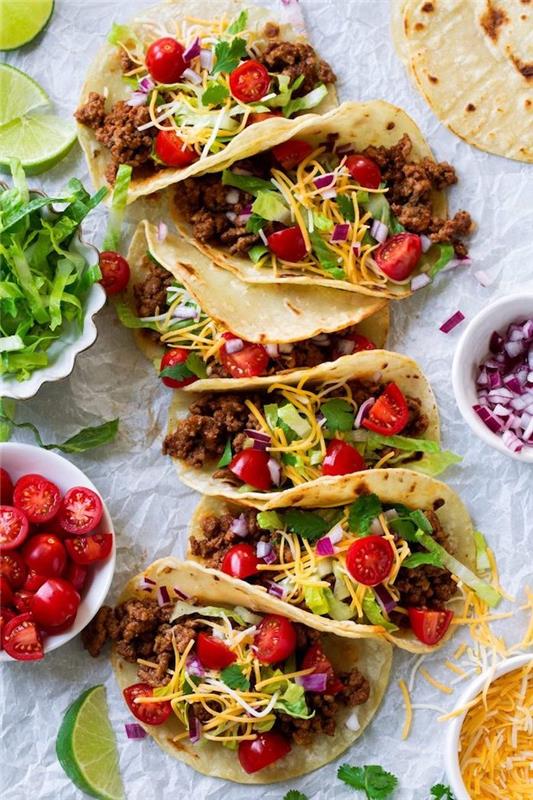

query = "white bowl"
[452,292,533,464]
[444,653,532,799]
[0,443,115,661]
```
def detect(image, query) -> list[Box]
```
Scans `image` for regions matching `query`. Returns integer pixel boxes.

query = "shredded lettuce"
[304,586,329,615]
[252,191,289,222]
[277,403,311,438]
[473,531,491,572]
[409,450,463,476]
[257,511,283,530]
[102,164,132,251]
[274,682,313,719]
[170,602,248,625]
[221,170,273,196]
[362,593,398,632]
[248,244,269,263]
[108,22,138,47]
[284,84,328,117]
[323,588,354,621]
[312,211,334,231]
[428,243,455,278]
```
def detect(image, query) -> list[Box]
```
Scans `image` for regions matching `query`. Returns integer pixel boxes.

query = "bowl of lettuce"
[0,161,107,400]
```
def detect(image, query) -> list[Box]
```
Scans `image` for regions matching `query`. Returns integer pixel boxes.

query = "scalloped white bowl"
[0,443,116,662]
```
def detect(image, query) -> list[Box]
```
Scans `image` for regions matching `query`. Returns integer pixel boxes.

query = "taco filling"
[75,9,336,183]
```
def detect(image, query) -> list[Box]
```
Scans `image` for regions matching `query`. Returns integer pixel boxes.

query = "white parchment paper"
[1,2,532,798]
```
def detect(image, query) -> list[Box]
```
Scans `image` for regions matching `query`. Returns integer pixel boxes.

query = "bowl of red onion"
[452,293,533,462]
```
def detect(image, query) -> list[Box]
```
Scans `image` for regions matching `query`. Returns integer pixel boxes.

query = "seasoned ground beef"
[133,255,173,318]
[75,91,107,129]
[191,508,271,568]
[119,48,137,73]
[258,41,336,94]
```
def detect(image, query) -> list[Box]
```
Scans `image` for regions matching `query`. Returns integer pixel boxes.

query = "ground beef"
[133,256,173,318]
[404,396,429,438]
[258,41,336,94]
[190,508,269,568]
[75,91,107,129]
[119,48,137,73]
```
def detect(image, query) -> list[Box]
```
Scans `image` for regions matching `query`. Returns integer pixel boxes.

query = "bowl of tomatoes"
[0,443,115,661]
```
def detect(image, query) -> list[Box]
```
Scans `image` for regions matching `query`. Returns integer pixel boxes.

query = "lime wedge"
[0,63,49,126]
[0,113,77,175]
[0,0,54,51]
[56,685,125,800]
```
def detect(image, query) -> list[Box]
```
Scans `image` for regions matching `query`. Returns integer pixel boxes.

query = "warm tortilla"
[111,557,392,783]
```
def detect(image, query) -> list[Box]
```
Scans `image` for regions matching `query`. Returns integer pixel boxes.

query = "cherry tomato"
[13,474,61,524]
[99,251,131,295]
[362,382,409,436]
[23,570,47,593]
[13,590,34,614]
[30,578,80,629]
[58,487,103,536]
[374,233,422,282]
[247,111,281,125]
[145,37,186,84]
[0,551,27,589]
[219,333,269,379]
[160,347,198,389]
[154,130,198,167]
[0,468,13,503]
[228,450,273,491]
[229,60,270,103]
[346,535,394,586]
[64,562,88,594]
[408,607,454,646]
[221,543,260,580]
[0,505,29,550]
[322,439,366,476]
[272,139,313,170]
[123,682,172,726]
[22,534,67,578]
[302,643,344,694]
[345,154,382,189]
[2,612,44,661]
[332,333,376,360]
[238,732,291,773]
[0,576,14,607]
[196,632,237,670]
[64,533,113,565]
[267,226,308,263]
[253,614,296,665]
[0,607,16,649]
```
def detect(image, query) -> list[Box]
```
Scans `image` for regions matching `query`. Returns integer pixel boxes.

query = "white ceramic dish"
[452,293,533,464]
[0,443,115,661]
[444,653,532,799]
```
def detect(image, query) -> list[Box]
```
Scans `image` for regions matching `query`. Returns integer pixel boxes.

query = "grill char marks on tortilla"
[480,0,509,42]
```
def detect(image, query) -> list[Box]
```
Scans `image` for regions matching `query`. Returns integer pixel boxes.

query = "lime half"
[0,113,77,175]
[0,0,54,51]
[0,63,49,126]
[56,685,125,800]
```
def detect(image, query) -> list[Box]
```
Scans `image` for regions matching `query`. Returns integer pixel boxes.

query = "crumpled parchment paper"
[1,2,532,799]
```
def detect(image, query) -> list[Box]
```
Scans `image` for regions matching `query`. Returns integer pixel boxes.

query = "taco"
[75,0,337,200]
[170,100,474,298]
[163,350,461,506]
[187,470,501,653]
[83,558,391,783]
[121,220,389,388]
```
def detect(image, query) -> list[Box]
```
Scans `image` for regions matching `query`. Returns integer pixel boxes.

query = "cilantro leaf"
[202,82,229,106]
[320,398,355,432]
[284,792,308,800]
[309,230,345,280]
[402,551,443,569]
[337,764,398,799]
[159,352,206,381]
[185,351,208,378]
[337,194,355,222]
[212,37,247,76]
[348,494,382,536]
[409,509,433,533]
[221,664,250,691]
[227,10,248,34]
[283,509,329,542]
[217,438,233,468]
[430,785,455,800]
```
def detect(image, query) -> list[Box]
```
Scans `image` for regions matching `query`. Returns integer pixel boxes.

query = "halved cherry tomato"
[322,439,366,476]
[346,535,394,586]
[272,139,313,170]
[238,732,291,773]
[254,614,296,665]
[22,534,67,577]
[64,533,113,566]
[31,578,80,628]
[219,333,269,379]
[2,613,44,661]
[23,570,47,593]
[160,347,198,389]
[0,505,29,549]
[229,60,270,103]
[228,450,273,491]
[302,643,344,694]
[0,551,27,589]
[13,474,61,524]
[13,590,34,614]
[0,607,16,649]
[64,562,88,594]
[58,487,103,535]
[345,154,382,189]
[247,110,281,125]
[374,233,422,282]
[221,543,260,580]
[145,37,186,84]
[123,682,172,726]
[332,333,376,360]
[0,469,13,503]
[267,226,308,263]
[154,130,198,167]
[197,632,236,670]
[408,607,454,646]
[99,251,130,295]
[362,382,409,436]
[0,576,14,607]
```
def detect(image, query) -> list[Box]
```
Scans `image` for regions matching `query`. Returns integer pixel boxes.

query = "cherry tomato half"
[23,570,47,593]
[13,590,34,614]
[160,347,198,389]
[229,60,270,103]
[374,233,422,282]
[332,333,376,360]
[238,732,291,774]
[272,139,313,170]
[362,382,409,436]
[64,533,113,566]
[13,474,61,524]
[228,450,273,491]
[2,612,44,661]
[267,226,308,263]
[154,130,198,168]
[219,333,269,379]
[254,614,296,665]
[99,251,130,295]
[145,37,186,84]
[0,469,13,503]
[0,576,14,607]
[346,535,394,587]
[221,543,260,580]
[196,632,236,670]
[31,578,80,629]
[58,487,103,536]
[0,505,29,550]
[302,643,344,694]
[408,607,454,646]
[0,606,16,649]
[123,682,172,726]
[22,534,67,578]
[0,551,27,589]
[345,154,382,190]
[322,439,366,476]
[64,562,88,594]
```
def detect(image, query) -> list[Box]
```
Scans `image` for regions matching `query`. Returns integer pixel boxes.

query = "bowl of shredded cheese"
[444,653,532,799]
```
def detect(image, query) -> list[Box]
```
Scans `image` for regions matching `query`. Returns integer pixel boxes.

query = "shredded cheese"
[398,679,412,740]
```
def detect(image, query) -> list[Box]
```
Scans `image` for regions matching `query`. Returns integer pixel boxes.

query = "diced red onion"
[330,223,350,243]
[439,310,465,333]
[256,541,273,559]
[488,371,502,389]
[263,549,277,565]
[127,92,148,107]
[354,397,375,428]
[172,304,199,320]
[125,723,147,739]
[370,517,384,535]
[374,584,397,614]
[157,221,168,241]
[174,587,189,599]
[313,173,336,190]
[265,343,279,358]
[476,368,488,386]
[420,234,432,253]
[259,228,268,246]
[493,404,511,417]
[474,270,493,287]
[225,337,244,354]
[157,585,170,606]
[312,333,331,346]
[138,576,156,591]
[230,514,249,538]
[184,37,201,61]
[266,580,286,599]
[336,143,354,156]
[267,458,281,486]
[280,0,307,33]
[502,429,523,453]
[504,340,524,359]
[186,654,205,677]
[345,710,360,731]
[327,523,343,544]
[489,332,504,354]
[138,76,155,93]
[296,672,328,692]
[199,48,213,70]
[352,241,361,256]
[336,338,356,356]
[383,509,398,522]
[321,188,337,200]
[226,211,237,222]
[523,416,533,441]
[225,189,239,204]
[245,429,271,449]
[410,273,431,292]
[473,404,504,434]
[370,220,388,243]
[279,343,294,354]
[188,709,202,744]
[236,212,252,226]
[315,536,335,556]
[182,67,202,84]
